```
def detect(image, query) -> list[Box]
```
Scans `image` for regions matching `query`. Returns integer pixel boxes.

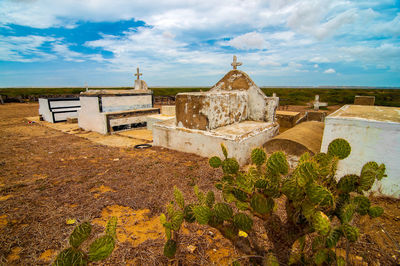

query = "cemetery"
[0,59,400,265]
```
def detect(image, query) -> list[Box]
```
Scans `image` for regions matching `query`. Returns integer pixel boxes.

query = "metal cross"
[134,67,142,80]
[231,55,242,70]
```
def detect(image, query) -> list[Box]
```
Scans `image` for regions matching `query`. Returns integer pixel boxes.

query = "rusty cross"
[231,55,242,70]
[134,67,142,80]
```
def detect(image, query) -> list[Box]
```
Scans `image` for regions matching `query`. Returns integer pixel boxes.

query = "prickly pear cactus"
[251,148,266,166]
[54,247,87,266]
[54,217,117,265]
[162,138,387,264]
[88,235,115,261]
[327,138,351,159]
[69,222,92,248]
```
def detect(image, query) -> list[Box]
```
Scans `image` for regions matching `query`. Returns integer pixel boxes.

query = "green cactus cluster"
[54,217,117,265]
[162,138,387,265]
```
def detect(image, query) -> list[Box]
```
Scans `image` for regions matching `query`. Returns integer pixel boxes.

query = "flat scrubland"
[0,103,399,265]
[1,87,400,106]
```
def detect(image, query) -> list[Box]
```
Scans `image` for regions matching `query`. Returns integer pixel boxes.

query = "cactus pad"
[250,193,274,215]
[353,196,371,215]
[192,205,212,224]
[171,211,184,230]
[255,179,268,189]
[326,228,342,248]
[173,186,185,209]
[251,148,266,166]
[163,239,177,258]
[206,191,215,208]
[282,178,303,201]
[359,169,376,191]
[222,158,239,174]
[105,217,118,238]
[266,151,289,175]
[368,206,384,218]
[221,143,228,158]
[69,222,92,248]
[183,204,196,223]
[232,188,247,201]
[297,161,319,184]
[265,252,279,266]
[341,223,359,242]
[339,202,355,223]
[209,156,222,168]
[88,235,115,261]
[306,183,334,207]
[54,247,87,266]
[207,211,224,227]
[337,174,357,193]
[312,211,331,236]
[233,213,253,232]
[313,249,328,265]
[214,203,233,220]
[327,138,351,159]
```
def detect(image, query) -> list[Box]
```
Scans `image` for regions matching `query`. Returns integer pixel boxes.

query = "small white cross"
[134,67,142,80]
[231,55,242,70]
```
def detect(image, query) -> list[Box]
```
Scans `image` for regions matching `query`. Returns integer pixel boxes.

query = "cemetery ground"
[1,103,400,265]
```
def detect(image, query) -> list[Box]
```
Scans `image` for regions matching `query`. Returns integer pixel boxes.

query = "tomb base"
[153,119,279,166]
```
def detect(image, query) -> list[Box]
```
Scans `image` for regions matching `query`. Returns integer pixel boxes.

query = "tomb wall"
[321,105,400,197]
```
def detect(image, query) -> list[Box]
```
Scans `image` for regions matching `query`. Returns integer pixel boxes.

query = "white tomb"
[321,105,400,197]
[78,89,159,134]
[153,57,279,165]
[39,98,80,123]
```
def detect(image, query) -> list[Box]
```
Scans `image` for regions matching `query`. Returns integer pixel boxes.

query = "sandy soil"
[0,103,399,265]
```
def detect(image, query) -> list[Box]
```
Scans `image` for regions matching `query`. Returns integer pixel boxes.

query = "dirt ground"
[0,103,399,265]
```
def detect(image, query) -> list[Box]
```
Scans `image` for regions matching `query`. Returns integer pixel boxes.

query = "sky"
[0,0,399,87]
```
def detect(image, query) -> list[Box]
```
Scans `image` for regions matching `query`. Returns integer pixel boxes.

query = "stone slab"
[307,111,327,122]
[161,105,176,116]
[276,111,301,128]
[354,95,375,106]
[153,119,279,166]
[146,114,174,130]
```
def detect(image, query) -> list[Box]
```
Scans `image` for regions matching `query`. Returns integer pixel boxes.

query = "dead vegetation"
[0,103,399,265]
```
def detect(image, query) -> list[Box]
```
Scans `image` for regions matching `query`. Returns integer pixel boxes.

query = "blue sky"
[0,0,399,87]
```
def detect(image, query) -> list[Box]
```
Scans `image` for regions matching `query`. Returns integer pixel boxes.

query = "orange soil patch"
[92,205,164,247]
[90,185,116,198]
[39,249,58,263]
[0,194,13,201]
[0,214,8,229]
[7,246,22,261]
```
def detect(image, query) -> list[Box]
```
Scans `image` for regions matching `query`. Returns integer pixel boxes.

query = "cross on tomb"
[134,67,142,80]
[231,55,242,70]
[313,95,328,111]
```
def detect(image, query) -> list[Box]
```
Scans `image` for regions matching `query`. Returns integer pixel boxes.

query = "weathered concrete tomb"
[39,98,80,123]
[78,68,159,134]
[153,58,279,165]
[354,95,375,106]
[321,105,400,197]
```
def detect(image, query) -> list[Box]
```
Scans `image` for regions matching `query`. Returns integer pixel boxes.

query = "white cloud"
[310,56,330,63]
[0,35,57,62]
[324,68,336,74]
[223,32,269,50]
